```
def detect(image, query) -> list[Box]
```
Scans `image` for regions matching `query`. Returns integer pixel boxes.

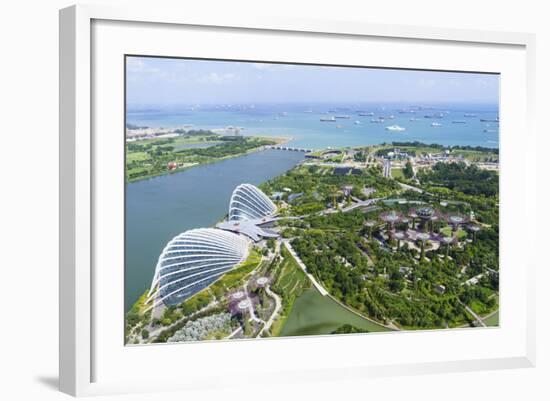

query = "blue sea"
[127,103,499,149]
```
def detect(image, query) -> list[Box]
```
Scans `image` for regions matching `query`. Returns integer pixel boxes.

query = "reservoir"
[280,289,391,336]
[125,149,304,310]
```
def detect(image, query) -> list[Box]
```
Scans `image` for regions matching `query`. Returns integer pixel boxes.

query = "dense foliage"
[331,324,370,334]
[403,161,414,179]
[390,141,499,154]
[260,165,399,216]
[419,162,499,197]
[276,161,499,330]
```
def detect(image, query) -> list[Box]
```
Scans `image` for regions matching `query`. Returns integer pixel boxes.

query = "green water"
[483,312,499,327]
[280,288,391,336]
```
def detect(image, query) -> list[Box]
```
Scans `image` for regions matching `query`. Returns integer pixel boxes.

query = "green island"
[126,141,499,344]
[125,128,286,182]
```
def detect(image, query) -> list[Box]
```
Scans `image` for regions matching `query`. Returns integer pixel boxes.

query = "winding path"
[257,285,282,337]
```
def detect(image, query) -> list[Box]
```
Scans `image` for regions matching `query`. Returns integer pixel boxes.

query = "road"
[397,181,424,193]
[459,300,487,327]
[383,159,392,178]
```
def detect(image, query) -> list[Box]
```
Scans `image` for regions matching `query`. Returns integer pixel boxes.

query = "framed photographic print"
[59,4,536,397]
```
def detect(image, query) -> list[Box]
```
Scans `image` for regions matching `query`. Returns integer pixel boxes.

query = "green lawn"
[440,226,467,239]
[391,168,405,179]
[126,151,150,162]
[268,247,311,336]
[210,249,261,292]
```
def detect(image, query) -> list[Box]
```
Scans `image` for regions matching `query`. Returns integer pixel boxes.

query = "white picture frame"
[59,4,536,397]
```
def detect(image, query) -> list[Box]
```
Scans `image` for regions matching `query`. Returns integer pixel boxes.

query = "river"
[125,149,304,310]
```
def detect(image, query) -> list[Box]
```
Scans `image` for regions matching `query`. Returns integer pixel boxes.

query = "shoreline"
[126,134,293,184]
[126,134,499,184]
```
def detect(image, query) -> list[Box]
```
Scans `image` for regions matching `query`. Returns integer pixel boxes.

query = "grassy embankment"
[268,246,311,337]
[124,291,152,344]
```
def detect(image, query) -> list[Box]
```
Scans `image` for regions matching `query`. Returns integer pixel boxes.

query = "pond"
[280,288,391,336]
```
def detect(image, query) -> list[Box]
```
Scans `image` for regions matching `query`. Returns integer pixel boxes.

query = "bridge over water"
[267,145,316,153]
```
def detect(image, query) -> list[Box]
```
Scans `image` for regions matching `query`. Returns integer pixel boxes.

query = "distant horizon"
[127,100,499,108]
[126,56,500,107]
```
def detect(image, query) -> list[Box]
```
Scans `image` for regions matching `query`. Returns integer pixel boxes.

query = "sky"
[126,56,499,107]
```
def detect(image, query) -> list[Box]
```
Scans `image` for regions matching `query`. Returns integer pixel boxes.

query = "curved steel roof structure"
[228,183,277,221]
[146,228,249,308]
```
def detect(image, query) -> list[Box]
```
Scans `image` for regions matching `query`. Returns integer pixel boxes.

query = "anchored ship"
[385,125,406,132]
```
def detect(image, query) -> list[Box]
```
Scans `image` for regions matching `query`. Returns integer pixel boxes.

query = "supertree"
[253,277,271,308]
[380,210,403,232]
[393,231,407,250]
[229,295,255,331]
[409,206,439,233]
[413,206,439,233]
[408,209,418,229]
[446,213,468,232]
[256,277,270,288]
[233,299,252,335]
[409,230,431,259]
[364,220,377,237]
[237,299,251,314]
[228,290,246,302]
[466,224,482,242]
[437,234,457,258]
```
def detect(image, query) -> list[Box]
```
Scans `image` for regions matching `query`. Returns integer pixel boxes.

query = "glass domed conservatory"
[146,228,249,308]
[228,183,277,221]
